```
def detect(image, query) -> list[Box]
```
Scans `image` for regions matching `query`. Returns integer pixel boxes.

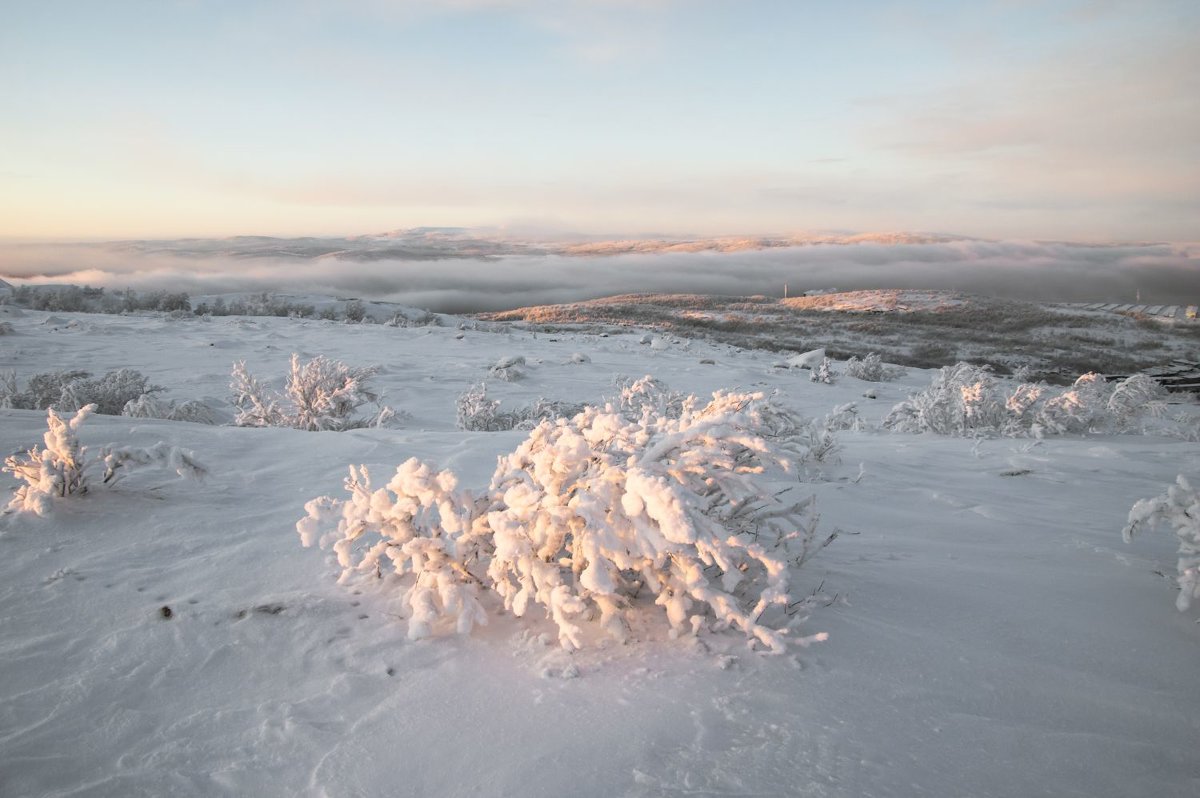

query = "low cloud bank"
[1,239,1196,313]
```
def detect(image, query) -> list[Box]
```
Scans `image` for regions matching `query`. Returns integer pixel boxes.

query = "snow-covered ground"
[1,307,1198,797]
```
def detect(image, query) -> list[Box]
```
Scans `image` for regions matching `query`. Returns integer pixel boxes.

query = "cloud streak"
[1,239,1196,314]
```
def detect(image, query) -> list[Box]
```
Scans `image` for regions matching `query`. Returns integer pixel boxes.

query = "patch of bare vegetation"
[477,291,1200,382]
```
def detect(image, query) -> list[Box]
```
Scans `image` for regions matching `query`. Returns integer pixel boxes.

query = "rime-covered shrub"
[231,354,393,431]
[0,369,159,415]
[297,461,488,639]
[484,391,827,652]
[802,403,859,463]
[455,382,586,432]
[3,405,205,516]
[882,363,1006,435]
[4,406,93,514]
[0,371,21,408]
[58,369,161,415]
[1123,476,1200,611]
[0,321,14,335]
[303,390,835,653]
[1032,373,1111,434]
[810,357,837,384]
[385,310,440,327]
[882,364,1168,437]
[488,355,526,382]
[612,375,687,421]
[455,382,507,431]
[122,394,217,425]
[844,353,904,382]
[1105,373,1167,426]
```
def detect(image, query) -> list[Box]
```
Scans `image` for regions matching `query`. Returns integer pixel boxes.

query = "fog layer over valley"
[2,232,1196,312]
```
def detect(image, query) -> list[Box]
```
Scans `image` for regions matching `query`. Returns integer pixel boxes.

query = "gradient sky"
[2,0,1197,241]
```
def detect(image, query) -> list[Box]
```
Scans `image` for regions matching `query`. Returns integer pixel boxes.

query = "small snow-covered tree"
[3,406,205,516]
[1124,476,1200,612]
[297,460,488,639]
[231,354,392,431]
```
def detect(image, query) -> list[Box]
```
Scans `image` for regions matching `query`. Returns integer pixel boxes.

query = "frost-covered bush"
[488,355,526,382]
[385,310,441,327]
[455,382,507,431]
[882,363,1007,435]
[810,357,837,384]
[122,394,217,425]
[802,403,859,464]
[484,391,825,653]
[455,382,586,432]
[844,353,904,382]
[0,321,14,335]
[3,405,205,516]
[0,369,159,415]
[882,363,1169,437]
[4,406,93,514]
[1032,373,1112,434]
[297,461,488,639]
[1123,476,1200,611]
[612,374,687,421]
[302,390,835,653]
[231,354,393,431]
[1105,373,1167,426]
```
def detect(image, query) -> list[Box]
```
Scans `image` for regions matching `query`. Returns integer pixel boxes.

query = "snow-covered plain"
[1,306,1198,797]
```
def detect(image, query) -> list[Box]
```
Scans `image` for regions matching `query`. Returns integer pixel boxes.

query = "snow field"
[1,308,1198,797]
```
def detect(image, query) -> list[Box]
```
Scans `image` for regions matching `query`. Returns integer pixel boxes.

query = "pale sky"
[2,0,1197,241]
